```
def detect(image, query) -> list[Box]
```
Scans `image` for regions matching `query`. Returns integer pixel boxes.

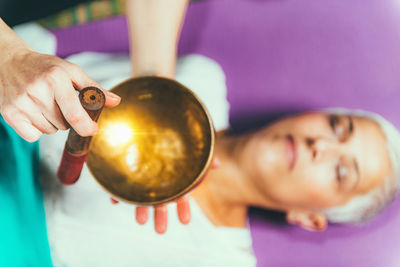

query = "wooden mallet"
[57,87,105,185]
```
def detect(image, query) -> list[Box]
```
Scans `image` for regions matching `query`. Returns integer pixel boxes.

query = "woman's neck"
[191,134,244,227]
[191,133,253,228]
[191,131,282,227]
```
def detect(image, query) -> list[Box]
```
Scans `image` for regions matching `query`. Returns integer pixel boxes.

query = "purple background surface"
[52,0,400,266]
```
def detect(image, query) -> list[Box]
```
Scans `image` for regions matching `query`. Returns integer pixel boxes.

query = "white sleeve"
[13,22,56,55]
[175,54,230,131]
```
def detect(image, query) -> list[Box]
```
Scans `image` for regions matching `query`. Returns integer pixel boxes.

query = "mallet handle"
[57,87,105,185]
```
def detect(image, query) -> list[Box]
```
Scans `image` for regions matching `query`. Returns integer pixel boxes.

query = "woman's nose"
[307,137,340,161]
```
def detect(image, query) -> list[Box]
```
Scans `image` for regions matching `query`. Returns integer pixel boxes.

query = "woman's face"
[246,112,393,211]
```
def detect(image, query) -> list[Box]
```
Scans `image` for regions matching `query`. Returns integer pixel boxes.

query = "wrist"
[132,69,175,79]
[0,45,32,66]
[0,19,32,64]
[131,60,176,80]
[130,44,177,79]
[0,45,32,68]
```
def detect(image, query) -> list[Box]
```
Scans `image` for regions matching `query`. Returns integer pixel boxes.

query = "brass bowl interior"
[86,77,214,205]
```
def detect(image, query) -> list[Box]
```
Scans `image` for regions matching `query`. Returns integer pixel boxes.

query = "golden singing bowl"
[86,76,215,205]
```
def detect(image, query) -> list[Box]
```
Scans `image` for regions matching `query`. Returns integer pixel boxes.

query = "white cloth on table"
[39,51,256,267]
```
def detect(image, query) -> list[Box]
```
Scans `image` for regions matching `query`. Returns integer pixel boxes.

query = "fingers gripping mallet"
[57,87,105,185]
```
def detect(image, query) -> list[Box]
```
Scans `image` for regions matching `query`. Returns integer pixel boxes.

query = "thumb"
[103,90,121,108]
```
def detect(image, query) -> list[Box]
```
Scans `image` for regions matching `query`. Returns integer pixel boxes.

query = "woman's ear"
[286,210,328,232]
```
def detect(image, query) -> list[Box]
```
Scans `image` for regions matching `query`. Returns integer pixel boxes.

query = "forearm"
[126,0,188,78]
[0,18,31,64]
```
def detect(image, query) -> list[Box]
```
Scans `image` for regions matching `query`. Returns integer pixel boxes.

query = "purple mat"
[52,0,400,266]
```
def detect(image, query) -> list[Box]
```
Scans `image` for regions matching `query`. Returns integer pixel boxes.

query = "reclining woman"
[195,109,400,230]
[39,54,400,267]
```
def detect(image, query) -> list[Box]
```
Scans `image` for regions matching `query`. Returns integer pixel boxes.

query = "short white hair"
[322,108,400,224]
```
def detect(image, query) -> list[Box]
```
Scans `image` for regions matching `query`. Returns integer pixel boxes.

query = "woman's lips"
[286,135,297,170]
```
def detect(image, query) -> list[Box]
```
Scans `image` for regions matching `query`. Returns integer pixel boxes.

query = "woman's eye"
[334,124,345,137]
[329,115,339,128]
[330,115,347,141]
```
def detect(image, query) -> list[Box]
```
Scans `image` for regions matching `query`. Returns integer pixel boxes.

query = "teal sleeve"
[0,116,53,267]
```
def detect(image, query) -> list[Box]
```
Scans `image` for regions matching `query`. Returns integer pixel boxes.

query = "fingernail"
[137,214,147,225]
[212,157,221,169]
[90,121,99,133]
[136,207,148,225]
[107,91,120,100]
[156,225,167,234]
[180,213,190,225]
[155,206,167,234]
